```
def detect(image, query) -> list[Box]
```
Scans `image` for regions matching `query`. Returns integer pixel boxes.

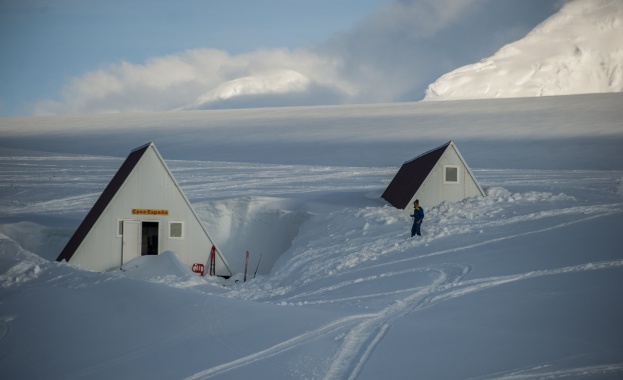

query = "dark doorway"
[141,222,159,255]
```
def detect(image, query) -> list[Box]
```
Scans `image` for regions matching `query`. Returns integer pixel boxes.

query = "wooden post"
[209,245,216,276]
[244,251,250,282]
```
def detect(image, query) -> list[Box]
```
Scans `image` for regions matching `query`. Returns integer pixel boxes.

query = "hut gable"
[56,142,232,277]
[382,141,485,211]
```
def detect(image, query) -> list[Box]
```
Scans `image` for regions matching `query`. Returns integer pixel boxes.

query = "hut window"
[444,165,459,184]
[169,221,184,239]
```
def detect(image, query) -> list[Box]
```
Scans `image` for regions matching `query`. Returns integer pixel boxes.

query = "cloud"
[34,48,359,114]
[33,0,562,115]
[316,0,479,102]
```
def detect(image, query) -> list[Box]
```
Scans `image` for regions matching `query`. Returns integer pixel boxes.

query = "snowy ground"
[1,95,622,379]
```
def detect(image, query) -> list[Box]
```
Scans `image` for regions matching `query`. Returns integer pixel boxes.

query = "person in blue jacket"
[410,199,424,237]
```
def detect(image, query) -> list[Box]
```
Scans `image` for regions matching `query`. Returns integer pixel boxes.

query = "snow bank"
[0,237,46,288]
[116,251,220,289]
[195,196,311,275]
[0,221,71,262]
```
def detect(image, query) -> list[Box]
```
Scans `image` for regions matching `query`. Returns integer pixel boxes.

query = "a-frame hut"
[382,141,485,214]
[57,142,233,277]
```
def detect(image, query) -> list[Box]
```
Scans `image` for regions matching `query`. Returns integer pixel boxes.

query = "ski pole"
[253,254,263,279]
[244,251,249,282]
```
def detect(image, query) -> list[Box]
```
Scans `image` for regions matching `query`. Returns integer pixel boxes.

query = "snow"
[2,2,623,376]
[424,0,623,101]
[178,70,312,110]
[0,90,622,379]
[2,93,622,170]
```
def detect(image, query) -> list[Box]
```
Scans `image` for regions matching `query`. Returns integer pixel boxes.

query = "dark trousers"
[411,221,421,237]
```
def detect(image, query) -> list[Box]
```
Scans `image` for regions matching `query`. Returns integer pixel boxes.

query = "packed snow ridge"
[179,70,311,110]
[424,0,623,101]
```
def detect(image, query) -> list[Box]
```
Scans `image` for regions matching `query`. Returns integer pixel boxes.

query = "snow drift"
[195,196,311,275]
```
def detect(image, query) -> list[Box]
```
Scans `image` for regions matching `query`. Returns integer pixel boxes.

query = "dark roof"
[381,141,451,209]
[56,143,152,263]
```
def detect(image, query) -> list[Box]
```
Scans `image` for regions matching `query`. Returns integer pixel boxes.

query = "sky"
[0,0,565,116]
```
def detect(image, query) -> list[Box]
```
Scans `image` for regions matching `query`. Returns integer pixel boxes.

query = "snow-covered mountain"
[424,0,623,101]
[179,70,312,110]
[172,1,623,111]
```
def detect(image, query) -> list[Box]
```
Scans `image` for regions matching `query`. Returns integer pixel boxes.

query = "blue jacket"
[412,206,424,223]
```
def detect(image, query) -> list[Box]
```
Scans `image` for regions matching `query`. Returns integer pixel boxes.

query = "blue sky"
[0,0,563,116]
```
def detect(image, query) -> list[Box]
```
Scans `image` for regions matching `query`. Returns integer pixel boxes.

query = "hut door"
[122,220,141,264]
[141,222,159,256]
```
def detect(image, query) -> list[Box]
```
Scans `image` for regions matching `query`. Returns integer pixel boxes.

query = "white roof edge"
[448,141,486,196]
[147,143,234,276]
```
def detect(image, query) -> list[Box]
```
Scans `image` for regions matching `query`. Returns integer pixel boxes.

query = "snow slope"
[178,70,312,110]
[425,0,623,100]
[2,93,623,170]
[1,93,622,379]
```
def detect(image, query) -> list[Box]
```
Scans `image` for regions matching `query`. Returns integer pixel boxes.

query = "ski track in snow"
[186,258,623,380]
[183,172,623,379]
[183,314,376,380]
[354,204,623,275]
[1,193,100,215]
[202,199,623,378]
[470,362,623,379]
[0,316,12,343]
[322,266,456,380]
[321,259,623,380]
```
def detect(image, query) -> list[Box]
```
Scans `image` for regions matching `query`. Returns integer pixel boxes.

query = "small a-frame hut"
[382,141,485,214]
[56,142,232,277]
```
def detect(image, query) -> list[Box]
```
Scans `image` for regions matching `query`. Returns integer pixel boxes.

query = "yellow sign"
[132,209,169,216]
